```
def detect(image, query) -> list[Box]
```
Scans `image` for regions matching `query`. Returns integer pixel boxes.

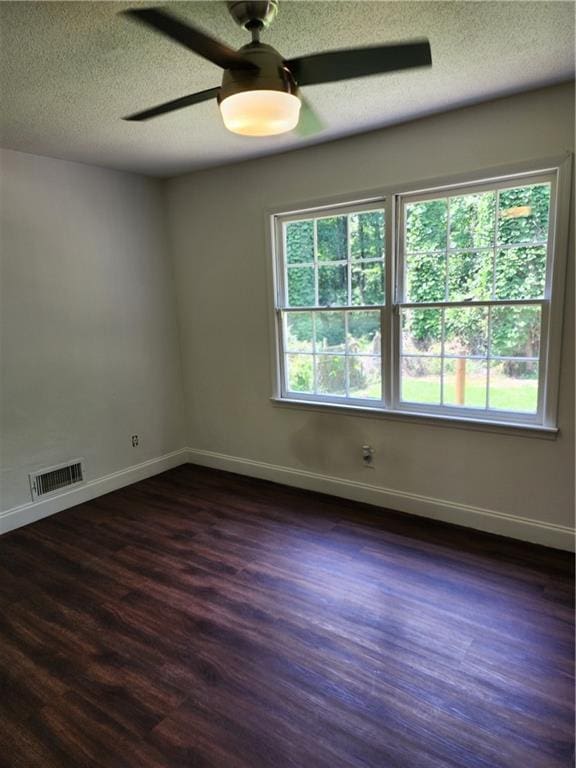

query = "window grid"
[398,299,543,411]
[284,208,386,310]
[282,307,384,402]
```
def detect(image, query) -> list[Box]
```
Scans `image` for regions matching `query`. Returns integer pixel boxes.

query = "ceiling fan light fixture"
[121,6,432,138]
[219,89,301,136]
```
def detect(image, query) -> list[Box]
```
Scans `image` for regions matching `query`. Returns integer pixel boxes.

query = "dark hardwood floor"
[0,464,573,768]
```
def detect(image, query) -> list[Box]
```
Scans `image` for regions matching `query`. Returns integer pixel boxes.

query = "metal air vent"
[29,459,85,500]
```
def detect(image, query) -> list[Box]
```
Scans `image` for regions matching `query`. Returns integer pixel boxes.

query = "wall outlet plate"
[362,444,374,467]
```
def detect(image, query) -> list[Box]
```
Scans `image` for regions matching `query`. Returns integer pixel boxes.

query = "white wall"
[166,83,575,549]
[0,149,186,521]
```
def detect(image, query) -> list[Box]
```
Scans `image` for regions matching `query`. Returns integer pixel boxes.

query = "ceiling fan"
[121,1,432,137]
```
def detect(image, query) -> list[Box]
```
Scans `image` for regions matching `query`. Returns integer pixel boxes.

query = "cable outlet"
[131,435,139,447]
[362,444,374,468]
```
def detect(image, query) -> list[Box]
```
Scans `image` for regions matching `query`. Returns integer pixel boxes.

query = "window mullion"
[445,198,451,302]
[383,195,395,408]
[536,300,549,419]
[313,219,319,307]
[491,188,499,299]
[346,214,352,306]
[486,305,492,409]
[277,310,287,397]
[344,311,350,398]
[440,198,450,407]
[440,308,446,406]
[279,221,287,308]
[312,311,318,395]
[345,216,352,401]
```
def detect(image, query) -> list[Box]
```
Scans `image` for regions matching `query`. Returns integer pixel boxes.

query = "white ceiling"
[0,1,574,177]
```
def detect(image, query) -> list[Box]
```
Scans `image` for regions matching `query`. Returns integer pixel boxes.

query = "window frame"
[268,154,572,435]
[393,171,556,426]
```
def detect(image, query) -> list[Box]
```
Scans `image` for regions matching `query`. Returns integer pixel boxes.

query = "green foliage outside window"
[285,209,384,325]
[404,184,550,376]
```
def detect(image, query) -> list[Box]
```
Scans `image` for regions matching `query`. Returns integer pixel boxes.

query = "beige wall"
[166,83,575,544]
[0,149,186,513]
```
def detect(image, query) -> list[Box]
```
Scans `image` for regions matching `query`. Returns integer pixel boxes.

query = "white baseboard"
[0,449,189,535]
[187,448,574,551]
[2,446,572,551]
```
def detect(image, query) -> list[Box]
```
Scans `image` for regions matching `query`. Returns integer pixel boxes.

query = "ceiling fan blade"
[122,7,257,71]
[294,95,325,137]
[286,40,431,87]
[123,87,220,122]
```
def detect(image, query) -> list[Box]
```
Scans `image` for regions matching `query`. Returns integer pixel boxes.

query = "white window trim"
[266,154,572,437]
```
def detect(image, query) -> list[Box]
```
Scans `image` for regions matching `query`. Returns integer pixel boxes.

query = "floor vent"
[29,459,85,500]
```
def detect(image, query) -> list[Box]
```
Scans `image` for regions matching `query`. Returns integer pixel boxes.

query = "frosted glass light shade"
[220,90,301,136]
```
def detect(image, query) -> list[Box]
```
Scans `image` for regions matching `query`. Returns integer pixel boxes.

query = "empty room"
[0,1,574,766]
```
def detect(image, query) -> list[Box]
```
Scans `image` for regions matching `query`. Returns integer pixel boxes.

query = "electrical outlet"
[362,444,374,468]
[131,435,139,447]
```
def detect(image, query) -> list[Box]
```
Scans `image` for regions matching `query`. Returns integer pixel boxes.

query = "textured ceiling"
[0,1,574,177]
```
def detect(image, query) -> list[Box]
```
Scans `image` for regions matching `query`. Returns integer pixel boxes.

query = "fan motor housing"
[219,42,297,102]
[227,1,279,30]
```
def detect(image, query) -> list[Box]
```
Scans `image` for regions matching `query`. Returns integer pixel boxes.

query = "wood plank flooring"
[0,464,573,768]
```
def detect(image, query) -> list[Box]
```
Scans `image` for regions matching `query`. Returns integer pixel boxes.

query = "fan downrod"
[227,1,279,33]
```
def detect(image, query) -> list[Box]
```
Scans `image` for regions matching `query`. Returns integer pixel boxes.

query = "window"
[279,202,386,402]
[272,162,569,430]
[397,175,553,420]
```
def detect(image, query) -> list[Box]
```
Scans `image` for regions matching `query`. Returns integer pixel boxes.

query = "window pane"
[318,264,347,306]
[401,357,441,404]
[494,246,546,300]
[447,250,493,302]
[405,252,446,303]
[287,266,315,307]
[317,216,347,261]
[316,355,346,396]
[405,198,447,253]
[443,359,487,408]
[348,311,381,354]
[285,312,313,352]
[401,308,442,355]
[315,311,345,353]
[350,211,385,260]
[286,220,314,264]
[351,261,384,305]
[286,354,313,393]
[348,357,381,399]
[490,305,541,358]
[498,183,551,245]
[444,306,488,357]
[489,361,538,412]
[449,191,496,249]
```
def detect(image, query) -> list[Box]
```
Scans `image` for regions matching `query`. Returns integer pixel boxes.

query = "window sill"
[270,397,559,440]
